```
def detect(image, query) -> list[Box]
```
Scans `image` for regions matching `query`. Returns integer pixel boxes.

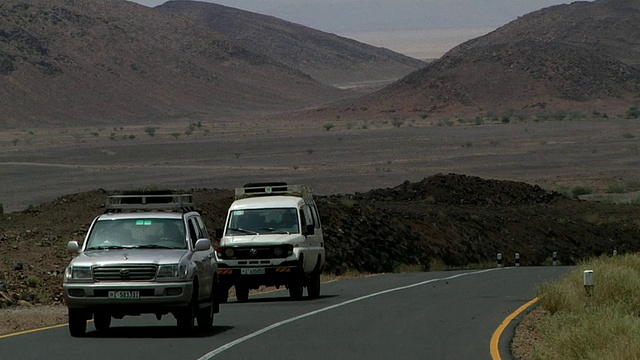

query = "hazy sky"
[130,0,587,59]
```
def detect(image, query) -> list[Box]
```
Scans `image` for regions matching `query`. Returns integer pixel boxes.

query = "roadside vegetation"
[519,254,640,359]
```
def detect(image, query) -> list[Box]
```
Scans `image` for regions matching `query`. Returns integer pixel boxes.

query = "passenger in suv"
[63,193,219,337]
[215,182,325,302]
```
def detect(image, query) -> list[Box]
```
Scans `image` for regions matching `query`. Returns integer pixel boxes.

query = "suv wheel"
[197,288,215,330]
[176,290,197,332]
[68,309,87,337]
[235,284,249,302]
[94,312,111,332]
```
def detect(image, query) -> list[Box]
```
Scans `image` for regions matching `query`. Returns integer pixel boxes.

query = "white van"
[215,182,325,302]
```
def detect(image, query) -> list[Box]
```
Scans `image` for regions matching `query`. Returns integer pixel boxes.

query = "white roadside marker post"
[497,253,503,268]
[515,253,520,267]
[584,270,594,297]
[552,251,558,266]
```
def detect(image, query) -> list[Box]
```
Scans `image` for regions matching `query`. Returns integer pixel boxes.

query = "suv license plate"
[241,268,265,275]
[108,291,140,299]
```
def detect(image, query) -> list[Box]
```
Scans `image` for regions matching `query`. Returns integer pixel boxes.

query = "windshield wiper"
[86,245,130,250]
[133,244,176,249]
[227,227,258,235]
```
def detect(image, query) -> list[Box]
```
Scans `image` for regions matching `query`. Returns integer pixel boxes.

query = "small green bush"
[571,186,593,197]
[607,184,626,193]
[26,275,41,288]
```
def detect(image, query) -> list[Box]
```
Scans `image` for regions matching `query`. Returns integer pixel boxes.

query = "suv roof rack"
[235,182,313,203]
[104,193,196,213]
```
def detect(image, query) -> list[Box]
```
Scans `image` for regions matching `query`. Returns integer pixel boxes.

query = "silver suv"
[63,193,219,337]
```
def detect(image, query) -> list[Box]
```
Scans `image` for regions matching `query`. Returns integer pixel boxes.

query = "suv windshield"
[226,208,299,235]
[85,218,187,250]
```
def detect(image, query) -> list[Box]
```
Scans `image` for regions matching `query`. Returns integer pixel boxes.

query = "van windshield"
[227,208,299,235]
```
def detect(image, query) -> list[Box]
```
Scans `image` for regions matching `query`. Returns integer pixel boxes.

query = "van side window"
[301,205,314,227]
[310,205,321,229]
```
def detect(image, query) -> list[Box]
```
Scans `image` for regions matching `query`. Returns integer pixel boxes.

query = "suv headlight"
[157,264,188,279]
[64,266,93,282]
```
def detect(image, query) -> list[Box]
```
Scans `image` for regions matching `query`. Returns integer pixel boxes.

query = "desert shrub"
[607,184,626,194]
[144,126,157,137]
[571,186,592,197]
[323,123,334,131]
[26,275,41,288]
[622,133,635,139]
[391,117,405,128]
[0,203,3,214]
[625,106,640,119]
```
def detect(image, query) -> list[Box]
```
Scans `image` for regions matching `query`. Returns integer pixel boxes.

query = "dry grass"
[513,254,640,360]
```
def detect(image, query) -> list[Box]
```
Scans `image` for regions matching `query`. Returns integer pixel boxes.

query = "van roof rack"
[104,193,196,213]
[235,182,313,202]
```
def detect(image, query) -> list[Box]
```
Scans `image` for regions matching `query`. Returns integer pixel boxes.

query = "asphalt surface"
[0,266,571,360]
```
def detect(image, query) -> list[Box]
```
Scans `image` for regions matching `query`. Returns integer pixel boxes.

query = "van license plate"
[241,268,265,275]
[108,291,140,299]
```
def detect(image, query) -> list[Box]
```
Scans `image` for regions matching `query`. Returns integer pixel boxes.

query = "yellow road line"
[490,297,539,359]
[0,323,67,339]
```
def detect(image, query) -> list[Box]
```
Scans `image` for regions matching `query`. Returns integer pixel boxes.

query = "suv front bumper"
[63,280,194,308]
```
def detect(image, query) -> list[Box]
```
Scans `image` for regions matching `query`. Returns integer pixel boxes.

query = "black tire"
[235,284,249,302]
[307,268,321,299]
[93,312,111,332]
[176,290,197,332]
[288,268,304,300]
[197,288,215,330]
[68,309,87,337]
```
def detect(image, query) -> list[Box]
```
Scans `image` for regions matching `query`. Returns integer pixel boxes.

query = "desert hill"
[336,0,640,120]
[0,0,422,128]
[156,1,425,87]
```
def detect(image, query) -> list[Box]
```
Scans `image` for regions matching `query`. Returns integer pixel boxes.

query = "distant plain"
[1,118,639,212]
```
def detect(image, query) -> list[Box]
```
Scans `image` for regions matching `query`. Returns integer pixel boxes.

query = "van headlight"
[64,266,93,282]
[157,264,188,279]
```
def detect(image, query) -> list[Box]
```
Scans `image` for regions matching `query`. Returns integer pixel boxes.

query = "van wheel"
[218,287,229,304]
[93,312,111,332]
[235,284,249,302]
[68,309,87,337]
[288,268,304,300]
[307,268,321,299]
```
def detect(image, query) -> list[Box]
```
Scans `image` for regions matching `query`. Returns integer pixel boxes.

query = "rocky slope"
[339,0,640,119]
[2,173,640,308]
[157,0,425,87]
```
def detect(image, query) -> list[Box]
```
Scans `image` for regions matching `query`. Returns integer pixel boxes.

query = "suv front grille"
[93,265,158,281]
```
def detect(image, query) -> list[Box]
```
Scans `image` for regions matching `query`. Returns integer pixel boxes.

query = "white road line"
[197,268,501,359]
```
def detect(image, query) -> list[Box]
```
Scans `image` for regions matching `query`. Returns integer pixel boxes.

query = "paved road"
[0,267,571,360]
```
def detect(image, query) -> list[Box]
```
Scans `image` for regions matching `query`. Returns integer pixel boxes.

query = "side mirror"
[194,238,211,252]
[215,228,223,239]
[67,241,79,253]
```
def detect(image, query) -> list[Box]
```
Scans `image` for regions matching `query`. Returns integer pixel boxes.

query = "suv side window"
[187,218,201,246]
[194,216,209,238]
